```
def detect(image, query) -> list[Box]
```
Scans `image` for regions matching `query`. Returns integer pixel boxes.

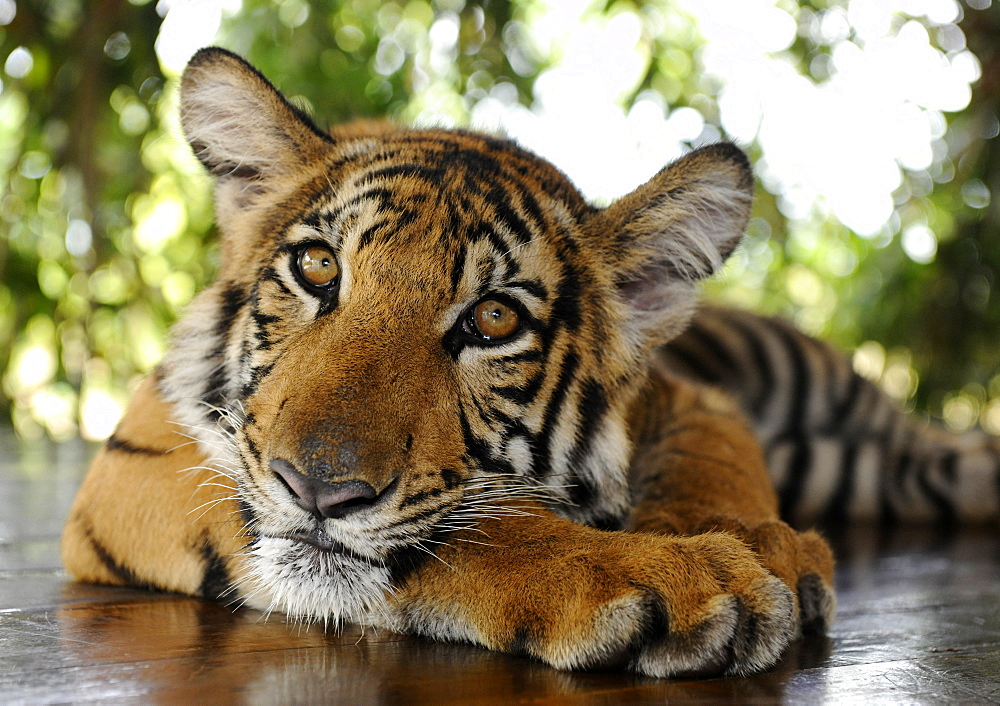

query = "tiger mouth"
[273,528,349,554]
[266,528,388,566]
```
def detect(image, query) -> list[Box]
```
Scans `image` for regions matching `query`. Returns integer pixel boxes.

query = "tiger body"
[666,307,1000,526]
[61,48,995,679]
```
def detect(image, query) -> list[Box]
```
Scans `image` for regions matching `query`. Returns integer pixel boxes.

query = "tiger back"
[64,47,843,678]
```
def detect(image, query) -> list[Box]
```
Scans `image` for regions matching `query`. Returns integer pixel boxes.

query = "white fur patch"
[504,435,533,475]
[239,536,399,629]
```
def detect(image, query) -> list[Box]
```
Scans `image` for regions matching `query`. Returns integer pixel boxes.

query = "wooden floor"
[2,432,999,704]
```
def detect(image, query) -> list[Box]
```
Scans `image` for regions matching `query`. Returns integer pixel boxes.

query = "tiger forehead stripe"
[299,208,357,240]
[353,135,561,240]
[312,184,543,268]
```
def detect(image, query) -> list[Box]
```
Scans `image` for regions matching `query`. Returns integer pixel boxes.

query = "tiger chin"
[62,47,836,679]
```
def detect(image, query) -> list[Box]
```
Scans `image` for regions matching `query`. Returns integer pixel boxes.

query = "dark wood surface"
[2,432,999,704]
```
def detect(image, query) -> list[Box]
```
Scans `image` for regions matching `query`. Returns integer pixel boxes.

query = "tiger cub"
[63,46,839,679]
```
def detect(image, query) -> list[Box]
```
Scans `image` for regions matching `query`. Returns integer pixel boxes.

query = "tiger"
[60,47,997,680]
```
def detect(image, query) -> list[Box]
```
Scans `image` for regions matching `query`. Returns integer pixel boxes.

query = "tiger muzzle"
[251,314,459,523]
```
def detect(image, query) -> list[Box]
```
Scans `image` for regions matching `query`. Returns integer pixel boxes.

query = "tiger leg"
[393,505,796,678]
[61,375,248,600]
[627,373,836,635]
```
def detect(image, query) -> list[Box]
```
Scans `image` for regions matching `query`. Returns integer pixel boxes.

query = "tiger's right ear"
[180,47,332,186]
[585,143,753,350]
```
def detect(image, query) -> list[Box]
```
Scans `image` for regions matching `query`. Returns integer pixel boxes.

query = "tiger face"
[158,48,752,624]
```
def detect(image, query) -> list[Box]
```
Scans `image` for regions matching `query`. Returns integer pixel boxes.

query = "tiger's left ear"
[586,142,753,348]
[179,47,333,226]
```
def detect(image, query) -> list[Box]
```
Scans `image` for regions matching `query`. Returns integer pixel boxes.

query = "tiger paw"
[475,531,797,678]
[692,516,836,635]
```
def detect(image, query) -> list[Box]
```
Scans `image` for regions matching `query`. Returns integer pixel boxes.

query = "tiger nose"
[269,458,379,520]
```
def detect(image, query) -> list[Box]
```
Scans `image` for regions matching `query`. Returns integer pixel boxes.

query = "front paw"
[692,517,836,635]
[493,532,796,678]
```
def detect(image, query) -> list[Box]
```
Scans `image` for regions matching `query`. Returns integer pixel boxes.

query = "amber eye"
[296,245,339,289]
[468,298,521,341]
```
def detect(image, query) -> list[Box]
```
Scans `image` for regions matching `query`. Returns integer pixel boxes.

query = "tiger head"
[159,48,752,621]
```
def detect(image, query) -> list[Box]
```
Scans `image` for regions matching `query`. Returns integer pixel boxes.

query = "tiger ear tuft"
[180,47,331,182]
[589,142,753,348]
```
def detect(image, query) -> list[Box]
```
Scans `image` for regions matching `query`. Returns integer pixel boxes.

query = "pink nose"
[269,458,379,520]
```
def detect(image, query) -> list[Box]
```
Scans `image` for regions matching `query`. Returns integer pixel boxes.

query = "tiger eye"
[298,246,339,288]
[472,299,520,340]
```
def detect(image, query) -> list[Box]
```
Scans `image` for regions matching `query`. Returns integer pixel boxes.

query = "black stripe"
[777,440,812,523]
[565,378,610,496]
[508,279,548,300]
[940,450,958,485]
[342,186,394,214]
[725,315,776,420]
[679,322,742,382]
[917,453,958,526]
[441,468,461,490]
[84,522,148,588]
[469,393,494,430]
[198,537,232,600]
[300,210,322,229]
[237,498,257,528]
[251,306,281,347]
[663,322,735,386]
[499,349,545,365]
[482,180,535,245]
[203,365,230,423]
[458,404,492,472]
[251,307,281,329]
[661,343,723,386]
[216,282,248,337]
[882,451,907,525]
[357,219,387,252]
[260,266,295,297]
[828,367,864,433]
[398,487,444,510]
[105,434,169,456]
[590,513,624,531]
[773,324,810,437]
[202,282,247,420]
[512,183,546,241]
[450,241,468,296]
[386,528,449,587]
[566,470,598,509]
[244,433,262,464]
[547,263,584,336]
[241,361,275,399]
[474,220,520,280]
[489,410,532,457]
[493,374,544,404]
[532,350,580,480]
[821,444,857,526]
[818,337,844,430]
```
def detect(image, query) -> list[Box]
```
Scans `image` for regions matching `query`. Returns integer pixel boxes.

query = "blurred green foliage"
[1,0,999,439]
